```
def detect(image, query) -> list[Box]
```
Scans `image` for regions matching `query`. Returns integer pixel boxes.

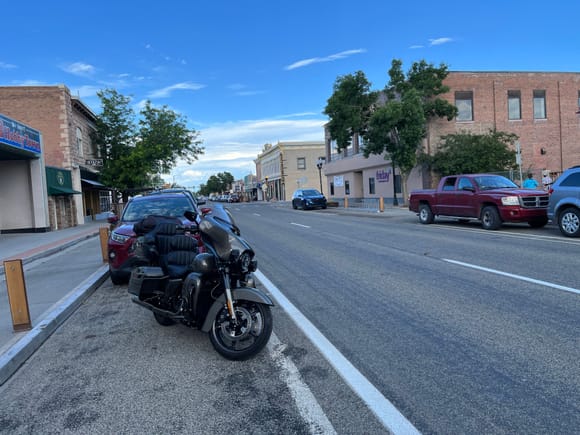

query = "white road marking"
[255,270,420,435]
[253,213,261,216]
[268,334,337,435]
[443,259,580,296]
[291,223,311,228]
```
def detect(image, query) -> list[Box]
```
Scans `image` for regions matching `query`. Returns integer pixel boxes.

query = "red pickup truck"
[408,174,549,230]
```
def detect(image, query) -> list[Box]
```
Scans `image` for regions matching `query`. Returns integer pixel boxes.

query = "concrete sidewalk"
[0,220,111,385]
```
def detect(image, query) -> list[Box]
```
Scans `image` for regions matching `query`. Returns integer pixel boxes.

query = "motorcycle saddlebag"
[128,266,168,298]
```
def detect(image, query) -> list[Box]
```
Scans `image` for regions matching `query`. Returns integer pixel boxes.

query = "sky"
[2,0,579,190]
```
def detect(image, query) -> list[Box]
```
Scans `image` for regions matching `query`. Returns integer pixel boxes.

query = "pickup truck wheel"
[481,206,501,230]
[558,207,580,237]
[418,204,434,224]
[528,217,548,228]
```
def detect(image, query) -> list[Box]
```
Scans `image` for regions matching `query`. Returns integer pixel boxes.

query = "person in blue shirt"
[522,173,539,189]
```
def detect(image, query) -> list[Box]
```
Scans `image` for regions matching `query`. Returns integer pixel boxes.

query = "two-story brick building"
[0,85,109,230]
[323,71,580,204]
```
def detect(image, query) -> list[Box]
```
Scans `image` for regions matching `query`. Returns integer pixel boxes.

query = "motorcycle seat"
[165,235,198,278]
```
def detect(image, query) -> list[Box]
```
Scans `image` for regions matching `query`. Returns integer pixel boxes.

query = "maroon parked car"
[107,191,198,284]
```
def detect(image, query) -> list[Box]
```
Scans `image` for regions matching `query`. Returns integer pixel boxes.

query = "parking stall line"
[255,270,420,435]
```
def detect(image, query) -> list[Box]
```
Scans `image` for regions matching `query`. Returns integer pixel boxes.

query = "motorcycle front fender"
[200,287,274,332]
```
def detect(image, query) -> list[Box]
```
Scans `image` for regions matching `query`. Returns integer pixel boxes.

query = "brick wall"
[428,72,580,175]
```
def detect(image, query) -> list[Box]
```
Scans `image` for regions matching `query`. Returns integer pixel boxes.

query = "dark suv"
[107,191,198,284]
[548,166,580,237]
[292,188,327,210]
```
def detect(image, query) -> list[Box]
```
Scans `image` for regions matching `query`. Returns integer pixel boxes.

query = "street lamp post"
[316,158,324,194]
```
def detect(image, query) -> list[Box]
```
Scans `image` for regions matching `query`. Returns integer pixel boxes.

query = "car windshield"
[473,175,518,190]
[302,189,321,196]
[121,196,192,221]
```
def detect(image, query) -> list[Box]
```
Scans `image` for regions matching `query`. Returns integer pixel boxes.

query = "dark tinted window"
[560,172,580,187]
[122,196,192,221]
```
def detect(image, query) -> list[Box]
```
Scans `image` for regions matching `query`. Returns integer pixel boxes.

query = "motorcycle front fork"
[222,271,238,323]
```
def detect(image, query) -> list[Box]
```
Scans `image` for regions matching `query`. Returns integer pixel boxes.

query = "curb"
[0,265,109,386]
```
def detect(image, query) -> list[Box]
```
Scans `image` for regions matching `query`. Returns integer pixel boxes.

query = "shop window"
[533,90,546,119]
[455,91,473,121]
[345,180,350,195]
[508,90,521,120]
[330,182,335,195]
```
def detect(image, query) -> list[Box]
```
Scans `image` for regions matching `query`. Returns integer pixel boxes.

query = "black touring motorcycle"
[128,206,273,360]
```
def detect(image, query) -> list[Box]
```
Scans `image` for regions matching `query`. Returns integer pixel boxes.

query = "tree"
[92,89,204,199]
[323,71,377,152]
[426,130,518,177]
[204,172,235,194]
[363,59,457,203]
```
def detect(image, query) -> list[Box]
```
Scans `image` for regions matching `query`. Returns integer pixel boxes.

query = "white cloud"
[429,37,454,46]
[0,61,17,69]
[409,45,424,49]
[285,49,366,70]
[164,116,327,188]
[148,82,206,98]
[62,62,96,76]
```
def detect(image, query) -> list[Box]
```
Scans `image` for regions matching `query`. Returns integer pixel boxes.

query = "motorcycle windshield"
[199,215,251,261]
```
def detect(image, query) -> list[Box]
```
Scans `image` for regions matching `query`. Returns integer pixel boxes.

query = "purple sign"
[376,168,391,182]
[0,113,42,154]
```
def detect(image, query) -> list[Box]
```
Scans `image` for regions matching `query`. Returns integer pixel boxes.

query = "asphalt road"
[1,203,578,434]
[230,202,580,434]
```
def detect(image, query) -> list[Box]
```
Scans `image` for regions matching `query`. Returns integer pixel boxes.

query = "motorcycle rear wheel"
[209,301,273,360]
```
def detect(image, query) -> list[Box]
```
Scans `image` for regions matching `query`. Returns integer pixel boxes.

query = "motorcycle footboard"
[130,296,184,320]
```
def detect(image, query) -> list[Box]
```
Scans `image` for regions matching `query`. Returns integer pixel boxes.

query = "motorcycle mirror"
[184,210,198,222]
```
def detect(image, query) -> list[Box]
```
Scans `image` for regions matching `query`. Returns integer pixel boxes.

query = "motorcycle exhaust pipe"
[130,296,184,320]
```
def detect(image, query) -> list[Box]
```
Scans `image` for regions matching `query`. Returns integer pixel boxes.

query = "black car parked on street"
[291,188,327,210]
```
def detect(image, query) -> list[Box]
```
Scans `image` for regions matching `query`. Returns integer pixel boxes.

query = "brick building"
[323,71,580,203]
[0,85,108,230]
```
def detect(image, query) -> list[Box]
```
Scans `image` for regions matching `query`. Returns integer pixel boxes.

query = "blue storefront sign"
[0,113,42,154]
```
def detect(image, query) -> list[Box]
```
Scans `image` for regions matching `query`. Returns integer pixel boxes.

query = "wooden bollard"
[379,197,384,212]
[344,197,349,208]
[4,259,32,332]
[99,227,109,262]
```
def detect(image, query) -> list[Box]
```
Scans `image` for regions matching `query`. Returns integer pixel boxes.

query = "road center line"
[290,222,310,228]
[443,259,580,296]
[255,269,420,435]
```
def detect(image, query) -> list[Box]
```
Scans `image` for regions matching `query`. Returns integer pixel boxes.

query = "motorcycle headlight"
[239,251,252,271]
[111,231,131,243]
[501,196,520,206]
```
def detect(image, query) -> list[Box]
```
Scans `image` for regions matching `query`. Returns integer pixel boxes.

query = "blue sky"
[2,0,579,189]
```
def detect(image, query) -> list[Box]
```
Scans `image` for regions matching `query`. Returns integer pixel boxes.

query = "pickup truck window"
[473,175,518,190]
[458,178,473,190]
[442,177,456,191]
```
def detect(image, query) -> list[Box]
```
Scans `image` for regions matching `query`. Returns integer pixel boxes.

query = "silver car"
[547,166,580,237]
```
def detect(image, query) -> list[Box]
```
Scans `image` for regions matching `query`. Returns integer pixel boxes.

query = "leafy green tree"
[427,130,518,177]
[363,59,457,202]
[323,71,377,152]
[204,172,235,194]
[92,89,203,199]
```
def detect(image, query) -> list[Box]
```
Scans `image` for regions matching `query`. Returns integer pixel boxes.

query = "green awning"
[46,167,81,196]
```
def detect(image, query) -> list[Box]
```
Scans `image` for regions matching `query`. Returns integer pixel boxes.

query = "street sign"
[85,159,103,166]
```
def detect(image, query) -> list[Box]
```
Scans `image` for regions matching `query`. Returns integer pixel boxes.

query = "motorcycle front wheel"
[209,300,273,361]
